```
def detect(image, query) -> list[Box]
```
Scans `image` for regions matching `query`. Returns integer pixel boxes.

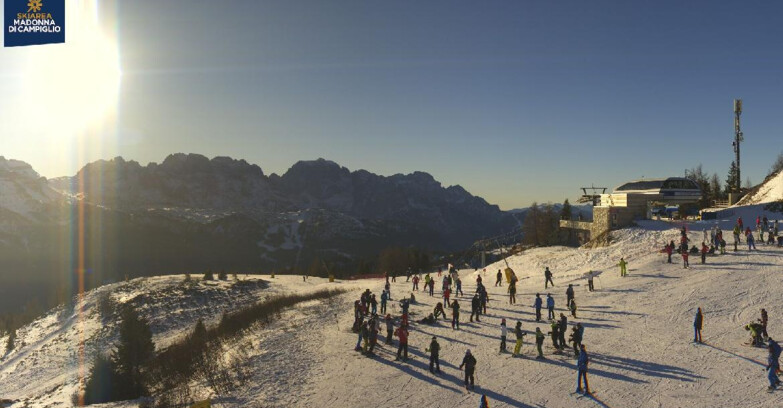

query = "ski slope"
[1,217,783,408]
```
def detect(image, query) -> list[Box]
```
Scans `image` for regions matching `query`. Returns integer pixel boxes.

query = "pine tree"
[725,161,739,195]
[218,270,228,281]
[203,270,214,281]
[112,305,155,400]
[5,327,15,353]
[82,353,116,404]
[769,152,783,177]
[560,199,572,221]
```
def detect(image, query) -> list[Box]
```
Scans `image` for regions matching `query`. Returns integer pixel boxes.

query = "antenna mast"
[733,99,743,192]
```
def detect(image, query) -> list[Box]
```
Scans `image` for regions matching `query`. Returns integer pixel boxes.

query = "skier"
[508,279,517,305]
[434,302,448,320]
[534,294,543,322]
[427,336,441,373]
[444,287,451,308]
[513,321,526,356]
[566,284,575,308]
[618,257,628,277]
[700,243,708,264]
[761,309,769,340]
[361,321,370,353]
[370,294,378,315]
[768,344,781,392]
[459,349,477,390]
[569,323,583,357]
[496,269,503,287]
[479,395,490,408]
[746,227,757,250]
[380,290,388,315]
[412,275,420,291]
[354,317,365,351]
[570,299,577,318]
[480,286,489,314]
[451,299,461,329]
[394,324,409,361]
[385,314,394,345]
[733,223,742,251]
[694,307,703,343]
[500,319,508,352]
[549,319,560,350]
[544,267,554,288]
[587,272,594,292]
[666,240,674,263]
[470,294,481,322]
[367,317,379,354]
[418,313,437,325]
[546,293,555,320]
[746,321,764,346]
[575,344,590,395]
[535,327,545,359]
[682,248,689,269]
[558,313,568,349]
[456,277,464,296]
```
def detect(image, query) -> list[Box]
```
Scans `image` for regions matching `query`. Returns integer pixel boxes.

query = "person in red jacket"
[412,275,420,291]
[394,324,409,361]
[701,242,708,264]
[665,241,674,264]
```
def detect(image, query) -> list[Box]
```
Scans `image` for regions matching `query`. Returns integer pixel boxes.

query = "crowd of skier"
[346,214,783,405]
[351,264,596,399]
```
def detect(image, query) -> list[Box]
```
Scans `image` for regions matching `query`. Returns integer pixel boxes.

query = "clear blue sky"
[2,0,783,209]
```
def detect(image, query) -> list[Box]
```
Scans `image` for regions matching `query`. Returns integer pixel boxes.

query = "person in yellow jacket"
[618,258,628,277]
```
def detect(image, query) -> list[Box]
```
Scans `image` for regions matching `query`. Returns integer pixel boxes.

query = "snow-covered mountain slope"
[2,217,783,407]
[0,157,60,221]
[737,169,783,206]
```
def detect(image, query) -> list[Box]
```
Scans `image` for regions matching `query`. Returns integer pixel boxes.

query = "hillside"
[2,214,782,407]
[736,168,783,206]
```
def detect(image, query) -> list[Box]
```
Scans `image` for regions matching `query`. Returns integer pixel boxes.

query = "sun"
[19,2,121,140]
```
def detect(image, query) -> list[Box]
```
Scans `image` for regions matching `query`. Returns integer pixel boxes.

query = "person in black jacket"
[470,294,481,322]
[459,349,477,390]
[566,284,575,308]
[427,336,441,373]
[495,269,503,287]
[558,314,568,349]
[693,307,703,343]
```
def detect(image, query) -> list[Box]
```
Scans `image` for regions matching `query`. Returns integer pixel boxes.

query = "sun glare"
[20,1,121,139]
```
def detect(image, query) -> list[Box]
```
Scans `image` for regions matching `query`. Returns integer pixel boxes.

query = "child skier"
[385,314,394,345]
[534,293,543,322]
[496,269,503,287]
[570,299,577,318]
[451,299,460,329]
[544,267,554,288]
[566,284,575,308]
[394,324,409,361]
[546,294,555,320]
[500,319,508,352]
[535,327,545,359]
[459,349,477,390]
[694,308,703,343]
[427,336,441,373]
[434,302,448,320]
[618,257,628,277]
[513,321,526,356]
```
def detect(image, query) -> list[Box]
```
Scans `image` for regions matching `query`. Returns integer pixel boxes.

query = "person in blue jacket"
[534,294,543,322]
[769,338,782,386]
[546,293,555,320]
[767,345,780,391]
[576,344,590,395]
[693,307,703,343]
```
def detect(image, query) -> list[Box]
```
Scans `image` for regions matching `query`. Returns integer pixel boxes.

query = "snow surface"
[737,169,783,206]
[2,219,783,408]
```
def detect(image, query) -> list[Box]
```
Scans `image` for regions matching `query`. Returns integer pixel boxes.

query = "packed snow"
[1,214,783,407]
